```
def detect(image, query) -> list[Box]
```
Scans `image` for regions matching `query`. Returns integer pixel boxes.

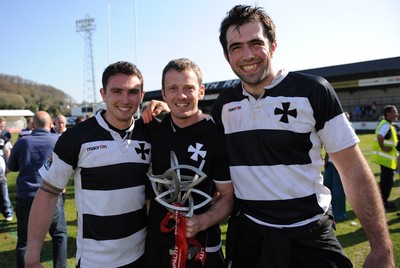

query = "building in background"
[0,110,35,133]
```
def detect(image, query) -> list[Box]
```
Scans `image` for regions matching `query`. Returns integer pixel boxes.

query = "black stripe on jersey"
[81,163,148,190]
[54,117,114,169]
[83,206,146,240]
[226,129,312,166]
[211,86,245,128]
[281,72,344,132]
[212,72,344,132]
[236,194,324,225]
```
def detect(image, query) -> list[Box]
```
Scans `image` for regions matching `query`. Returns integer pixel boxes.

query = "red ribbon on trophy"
[150,152,211,268]
[160,205,206,268]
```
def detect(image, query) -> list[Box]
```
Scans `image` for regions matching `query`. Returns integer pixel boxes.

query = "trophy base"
[169,244,200,259]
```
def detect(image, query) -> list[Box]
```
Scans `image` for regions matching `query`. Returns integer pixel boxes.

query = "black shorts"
[225,212,352,268]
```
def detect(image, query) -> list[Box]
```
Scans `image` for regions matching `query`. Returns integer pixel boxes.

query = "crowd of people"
[0,4,397,268]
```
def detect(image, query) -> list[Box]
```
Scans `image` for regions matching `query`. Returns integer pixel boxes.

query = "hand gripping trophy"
[147,151,212,268]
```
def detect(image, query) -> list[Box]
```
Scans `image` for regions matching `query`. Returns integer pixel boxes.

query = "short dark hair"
[161,58,203,89]
[102,61,144,91]
[383,105,396,118]
[219,5,276,56]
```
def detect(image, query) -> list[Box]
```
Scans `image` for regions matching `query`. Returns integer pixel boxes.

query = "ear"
[100,88,106,101]
[161,88,166,101]
[270,40,277,57]
[224,52,230,63]
[198,85,205,100]
[140,89,145,103]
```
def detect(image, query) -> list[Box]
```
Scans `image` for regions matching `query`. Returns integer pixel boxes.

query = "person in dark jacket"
[8,111,67,268]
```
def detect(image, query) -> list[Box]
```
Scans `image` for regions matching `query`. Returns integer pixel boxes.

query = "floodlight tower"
[76,15,97,104]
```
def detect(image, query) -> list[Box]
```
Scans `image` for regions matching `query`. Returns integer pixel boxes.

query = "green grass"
[0,134,399,267]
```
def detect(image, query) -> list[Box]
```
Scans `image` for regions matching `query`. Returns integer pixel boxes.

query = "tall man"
[216,5,393,267]
[371,105,398,210]
[25,61,151,267]
[145,58,233,267]
[8,111,67,268]
[143,5,394,268]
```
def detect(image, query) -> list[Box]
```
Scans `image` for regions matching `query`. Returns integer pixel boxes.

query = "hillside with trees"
[0,74,73,115]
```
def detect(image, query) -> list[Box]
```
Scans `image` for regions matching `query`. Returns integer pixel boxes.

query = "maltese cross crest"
[274,102,297,123]
[188,143,207,161]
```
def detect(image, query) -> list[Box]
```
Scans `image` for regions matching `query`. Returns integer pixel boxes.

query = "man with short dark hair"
[25,61,151,267]
[18,116,33,139]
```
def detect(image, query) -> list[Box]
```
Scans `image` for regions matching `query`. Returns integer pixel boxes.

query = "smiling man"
[214,5,394,268]
[25,61,151,268]
[145,58,233,268]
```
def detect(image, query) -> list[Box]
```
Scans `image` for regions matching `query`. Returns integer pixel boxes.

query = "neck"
[243,69,281,99]
[103,111,133,130]
[171,110,206,128]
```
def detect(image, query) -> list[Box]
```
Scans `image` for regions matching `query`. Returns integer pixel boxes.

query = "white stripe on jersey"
[77,227,146,267]
[222,96,315,134]
[231,164,331,202]
[79,139,151,167]
[80,185,145,216]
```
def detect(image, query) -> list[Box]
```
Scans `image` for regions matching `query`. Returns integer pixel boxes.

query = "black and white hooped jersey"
[145,113,231,255]
[39,111,151,267]
[211,70,359,228]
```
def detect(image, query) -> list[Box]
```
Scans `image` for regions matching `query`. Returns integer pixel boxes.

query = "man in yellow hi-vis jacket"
[372,105,398,210]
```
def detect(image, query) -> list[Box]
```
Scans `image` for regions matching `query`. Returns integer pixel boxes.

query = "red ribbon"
[188,237,206,266]
[160,205,206,268]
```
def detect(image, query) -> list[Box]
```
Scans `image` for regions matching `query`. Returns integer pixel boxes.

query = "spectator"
[0,116,14,222]
[354,106,362,121]
[372,105,399,210]
[75,116,84,124]
[8,111,67,268]
[371,101,377,117]
[18,116,33,139]
[51,114,67,136]
[0,117,13,161]
[0,151,12,222]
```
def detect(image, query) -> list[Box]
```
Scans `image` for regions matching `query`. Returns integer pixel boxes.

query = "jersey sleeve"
[313,78,359,153]
[38,129,80,189]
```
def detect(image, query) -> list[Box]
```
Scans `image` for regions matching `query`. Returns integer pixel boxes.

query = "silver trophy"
[147,151,212,258]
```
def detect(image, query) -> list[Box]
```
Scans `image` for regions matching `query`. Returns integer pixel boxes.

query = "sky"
[0,0,399,104]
